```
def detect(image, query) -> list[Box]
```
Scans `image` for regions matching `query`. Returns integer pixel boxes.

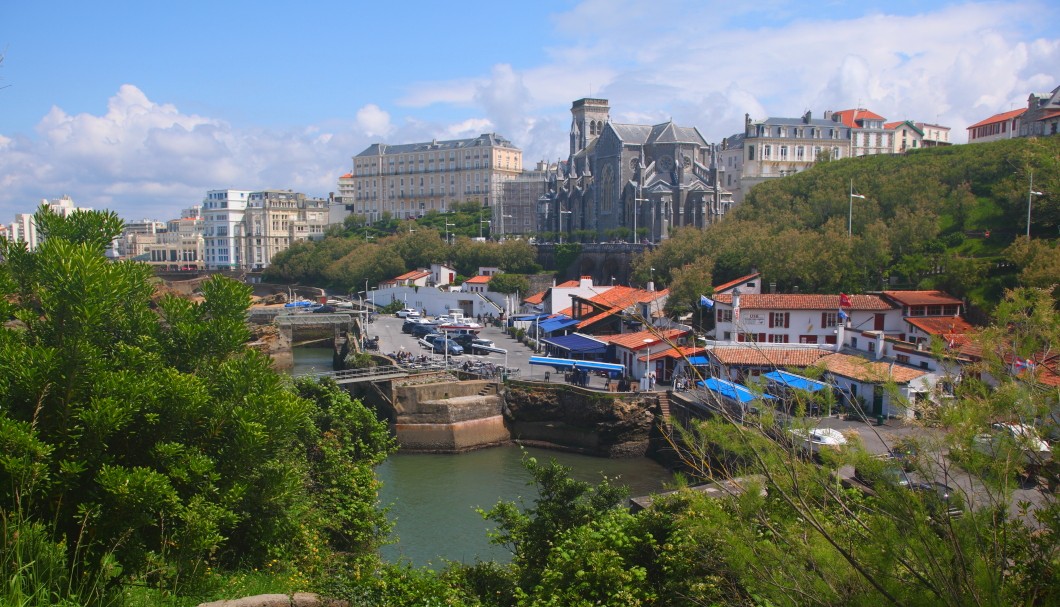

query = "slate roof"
[709,347,831,367]
[355,133,518,157]
[881,290,962,306]
[818,353,929,384]
[712,293,893,311]
[610,124,655,144]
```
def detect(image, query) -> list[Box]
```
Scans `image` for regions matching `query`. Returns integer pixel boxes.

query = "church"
[540,98,734,242]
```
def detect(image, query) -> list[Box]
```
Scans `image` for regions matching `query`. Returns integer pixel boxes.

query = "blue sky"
[1,0,1057,221]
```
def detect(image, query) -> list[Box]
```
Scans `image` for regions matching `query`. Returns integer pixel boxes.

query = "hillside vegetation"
[637,137,1060,318]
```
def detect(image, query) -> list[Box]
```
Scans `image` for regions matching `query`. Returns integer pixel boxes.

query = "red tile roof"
[1036,109,1060,121]
[712,293,892,311]
[967,108,1025,129]
[818,353,929,384]
[523,290,546,305]
[881,290,962,306]
[904,316,975,337]
[555,280,580,288]
[602,328,687,350]
[393,269,430,281]
[560,286,669,329]
[709,347,830,367]
[643,346,704,362]
[833,108,887,127]
[464,275,492,284]
[713,272,761,294]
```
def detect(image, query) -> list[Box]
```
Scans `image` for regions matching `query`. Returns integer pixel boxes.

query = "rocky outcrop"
[504,383,657,457]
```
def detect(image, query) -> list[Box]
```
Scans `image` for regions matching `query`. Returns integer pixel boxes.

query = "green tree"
[488,273,530,295]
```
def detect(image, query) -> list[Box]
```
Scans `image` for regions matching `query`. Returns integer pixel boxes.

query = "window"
[717,309,733,323]
[763,145,772,159]
[779,146,788,159]
[769,312,790,328]
[799,335,818,344]
[768,334,789,343]
[821,311,838,328]
[747,145,755,161]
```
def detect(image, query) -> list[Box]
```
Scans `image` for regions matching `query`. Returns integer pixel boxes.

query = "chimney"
[580,276,593,288]
[647,281,655,292]
[875,332,885,360]
[732,287,741,310]
[824,110,834,121]
[770,282,777,294]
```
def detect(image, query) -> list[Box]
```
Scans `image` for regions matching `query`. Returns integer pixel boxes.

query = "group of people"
[565,366,592,387]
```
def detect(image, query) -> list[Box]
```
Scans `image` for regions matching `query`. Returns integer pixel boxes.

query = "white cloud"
[355,104,392,138]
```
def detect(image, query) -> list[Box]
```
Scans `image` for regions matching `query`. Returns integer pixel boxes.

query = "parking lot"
[367,314,542,378]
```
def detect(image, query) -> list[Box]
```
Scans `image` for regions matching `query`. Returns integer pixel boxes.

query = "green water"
[377,445,672,567]
[290,347,674,568]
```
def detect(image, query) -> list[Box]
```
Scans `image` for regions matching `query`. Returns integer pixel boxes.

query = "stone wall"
[504,381,657,457]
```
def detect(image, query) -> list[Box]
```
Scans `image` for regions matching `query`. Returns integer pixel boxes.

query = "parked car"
[411,323,440,338]
[973,422,1052,477]
[433,339,464,356]
[854,458,912,489]
[312,304,338,313]
[395,308,420,319]
[790,427,848,459]
[909,481,965,519]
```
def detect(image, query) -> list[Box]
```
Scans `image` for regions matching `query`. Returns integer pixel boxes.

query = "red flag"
[839,293,852,308]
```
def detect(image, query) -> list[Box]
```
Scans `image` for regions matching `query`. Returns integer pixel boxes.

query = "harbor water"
[291,346,674,568]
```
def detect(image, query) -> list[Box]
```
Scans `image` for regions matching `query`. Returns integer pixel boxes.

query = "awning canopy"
[529,356,626,374]
[696,377,775,403]
[763,370,828,392]
[538,315,579,333]
[686,355,710,365]
[542,332,608,355]
[512,313,551,322]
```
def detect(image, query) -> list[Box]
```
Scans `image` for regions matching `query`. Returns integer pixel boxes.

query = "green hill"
[638,137,1059,319]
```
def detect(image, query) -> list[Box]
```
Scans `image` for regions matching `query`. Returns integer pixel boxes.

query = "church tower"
[569,98,610,157]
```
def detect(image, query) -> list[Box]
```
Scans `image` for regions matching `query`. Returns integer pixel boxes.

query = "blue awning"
[696,377,775,403]
[538,315,579,333]
[512,313,551,321]
[542,332,607,355]
[529,356,626,374]
[763,370,827,392]
[687,355,710,365]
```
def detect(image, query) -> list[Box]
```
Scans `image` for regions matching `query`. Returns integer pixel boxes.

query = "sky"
[1,0,1057,221]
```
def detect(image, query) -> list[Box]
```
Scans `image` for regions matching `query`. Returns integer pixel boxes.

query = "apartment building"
[8,195,92,250]
[202,190,251,270]
[735,111,851,202]
[340,133,523,224]
[243,190,329,271]
[831,108,892,156]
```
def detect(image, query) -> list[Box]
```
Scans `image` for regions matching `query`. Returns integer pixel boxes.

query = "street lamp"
[1027,170,1044,239]
[848,179,865,237]
[444,222,456,245]
[479,219,491,239]
[643,338,656,391]
[558,210,572,244]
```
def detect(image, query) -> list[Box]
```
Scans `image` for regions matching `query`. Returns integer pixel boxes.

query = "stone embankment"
[197,592,346,607]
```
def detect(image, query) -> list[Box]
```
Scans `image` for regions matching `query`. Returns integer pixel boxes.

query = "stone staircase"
[656,392,672,429]
[478,382,499,397]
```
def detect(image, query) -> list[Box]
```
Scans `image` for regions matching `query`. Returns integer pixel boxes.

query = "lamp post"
[848,179,865,237]
[643,338,655,390]
[1027,170,1044,239]
[559,209,572,244]
[444,222,455,245]
[479,219,491,239]
[500,214,512,240]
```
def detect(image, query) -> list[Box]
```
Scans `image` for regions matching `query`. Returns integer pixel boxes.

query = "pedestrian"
[649,372,656,391]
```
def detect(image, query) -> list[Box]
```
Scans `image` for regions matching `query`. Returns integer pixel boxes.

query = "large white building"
[202,189,251,270]
[8,195,93,250]
[339,133,523,224]
[243,190,329,271]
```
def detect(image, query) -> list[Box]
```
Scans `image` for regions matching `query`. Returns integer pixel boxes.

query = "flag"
[838,309,849,322]
[839,293,852,308]
[700,295,714,308]
[1014,357,1034,371]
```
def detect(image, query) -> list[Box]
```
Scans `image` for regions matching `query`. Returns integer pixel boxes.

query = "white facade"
[202,189,251,270]
[711,293,902,346]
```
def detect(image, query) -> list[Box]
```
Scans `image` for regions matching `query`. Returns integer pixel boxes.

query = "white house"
[818,353,937,419]
[711,292,900,346]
